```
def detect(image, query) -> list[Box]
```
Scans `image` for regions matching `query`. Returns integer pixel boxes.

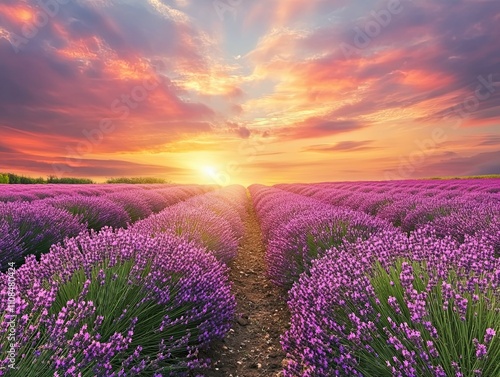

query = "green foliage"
[5,260,193,376]
[0,173,94,184]
[47,176,94,184]
[345,260,500,377]
[5,173,45,184]
[106,177,168,184]
[305,221,350,254]
[0,173,8,184]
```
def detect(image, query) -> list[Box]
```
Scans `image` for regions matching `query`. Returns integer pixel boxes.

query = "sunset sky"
[0,0,499,185]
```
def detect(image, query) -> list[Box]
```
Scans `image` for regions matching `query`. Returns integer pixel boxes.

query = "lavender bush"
[45,195,131,230]
[0,201,86,270]
[249,185,320,242]
[283,230,499,377]
[0,228,235,376]
[184,185,247,239]
[140,190,171,213]
[431,201,500,255]
[133,206,238,264]
[132,186,247,264]
[267,208,395,289]
[105,192,153,223]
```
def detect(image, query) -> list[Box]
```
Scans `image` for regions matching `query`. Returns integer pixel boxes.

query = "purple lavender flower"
[45,195,131,230]
[0,201,86,270]
[266,206,395,288]
[0,227,236,375]
[104,192,153,223]
[484,328,496,344]
[132,185,247,264]
[281,227,499,377]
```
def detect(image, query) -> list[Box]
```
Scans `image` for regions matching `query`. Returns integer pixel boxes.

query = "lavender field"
[0,180,499,376]
[2,0,499,375]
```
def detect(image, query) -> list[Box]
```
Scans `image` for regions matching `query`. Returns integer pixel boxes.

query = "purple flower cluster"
[104,192,153,223]
[139,189,172,213]
[250,185,322,242]
[0,183,245,374]
[0,184,211,204]
[250,185,394,288]
[267,208,394,288]
[262,181,500,376]
[282,228,500,376]
[0,184,108,202]
[0,183,245,375]
[0,201,87,270]
[0,228,235,376]
[132,185,247,264]
[0,184,212,269]
[184,186,247,236]
[431,201,500,255]
[45,195,131,230]
[277,180,500,251]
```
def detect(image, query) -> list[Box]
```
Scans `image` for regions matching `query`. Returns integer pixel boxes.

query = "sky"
[0,0,499,185]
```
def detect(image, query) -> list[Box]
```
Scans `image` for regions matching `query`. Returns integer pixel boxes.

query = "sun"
[202,166,217,177]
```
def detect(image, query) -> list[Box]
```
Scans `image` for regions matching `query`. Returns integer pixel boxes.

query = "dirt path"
[202,193,289,377]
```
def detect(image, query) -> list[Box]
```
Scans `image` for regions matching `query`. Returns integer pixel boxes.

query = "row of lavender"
[251,182,499,377]
[287,179,500,194]
[276,180,500,254]
[0,185,213,270]
[0,183,217,203]
[249,185,394,289]
[0,185,247,376]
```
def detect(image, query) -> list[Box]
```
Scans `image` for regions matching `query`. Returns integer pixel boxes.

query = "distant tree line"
[0,173,94,184]
[106,177,169,184]
[47,176,94,184]
[0,173,170,184]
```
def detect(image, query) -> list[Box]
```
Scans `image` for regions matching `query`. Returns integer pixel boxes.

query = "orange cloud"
[0,4,34,24]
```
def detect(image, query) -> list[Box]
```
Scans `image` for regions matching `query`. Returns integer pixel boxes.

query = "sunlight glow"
[202,166,217,176]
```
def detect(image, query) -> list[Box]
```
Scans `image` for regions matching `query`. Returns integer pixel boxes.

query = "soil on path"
[202,193,289,377]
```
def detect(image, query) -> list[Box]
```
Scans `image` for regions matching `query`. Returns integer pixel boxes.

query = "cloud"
[281,118,366,140]
[245,0,500,135]
[0,152,186,178]
[410,150,500,178]
[236,126,251,139]
[255,152,283,157]
[0,0,232,161]
[304,140,375,153]
[0,144,18,153]
[477,135,500,147]
[242,0,346,29]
